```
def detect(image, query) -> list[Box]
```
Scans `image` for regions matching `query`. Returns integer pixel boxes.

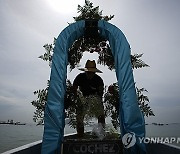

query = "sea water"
[0,124,77,153]
[0,123,180,153]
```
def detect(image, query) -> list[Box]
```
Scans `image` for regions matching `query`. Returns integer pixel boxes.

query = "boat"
[14,122,26,125]
[3,17,177,153]
[0,120,26,125]
[2,132,180,154]
[16,19,178,154]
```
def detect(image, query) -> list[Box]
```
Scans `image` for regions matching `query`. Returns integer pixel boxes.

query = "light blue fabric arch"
[41,20,146,154]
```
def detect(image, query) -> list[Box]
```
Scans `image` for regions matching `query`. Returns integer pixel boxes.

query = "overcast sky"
[0,0,180,124]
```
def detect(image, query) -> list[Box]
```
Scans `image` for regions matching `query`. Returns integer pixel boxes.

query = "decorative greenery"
[136,87,155,117]
[38,38,56,67]
[73,0,114,21]
[104,83,119,129]
[68,0,114,70]
[104,83,155,129]
[31,81,49,125]
[31,0,154,130]
[131,53,149,69]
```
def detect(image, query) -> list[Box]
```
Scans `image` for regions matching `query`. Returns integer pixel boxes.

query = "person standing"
[73,60,105,137]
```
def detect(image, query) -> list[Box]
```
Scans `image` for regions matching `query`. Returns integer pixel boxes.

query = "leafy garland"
[104,83,154,129]
[31,0,154,128]
[69,0,114,70]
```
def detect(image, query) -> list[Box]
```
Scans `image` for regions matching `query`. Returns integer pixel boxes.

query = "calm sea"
[0,123,180,153]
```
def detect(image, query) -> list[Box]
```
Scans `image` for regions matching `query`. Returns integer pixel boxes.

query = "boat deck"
[2,133,180,154]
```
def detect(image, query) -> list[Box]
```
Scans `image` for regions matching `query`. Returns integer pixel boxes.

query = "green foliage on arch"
[31,0,154,127]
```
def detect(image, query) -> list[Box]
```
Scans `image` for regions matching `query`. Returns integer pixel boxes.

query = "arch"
[41,20,146,154]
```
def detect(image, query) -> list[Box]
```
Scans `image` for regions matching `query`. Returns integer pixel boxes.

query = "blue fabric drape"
[41,20,85,154]
[98,20,146,153]
[41,20,146,154]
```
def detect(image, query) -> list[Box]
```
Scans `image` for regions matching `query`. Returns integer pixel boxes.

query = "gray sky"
[0,0,180,124]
